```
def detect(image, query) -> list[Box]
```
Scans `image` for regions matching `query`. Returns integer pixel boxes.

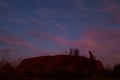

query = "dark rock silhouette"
[16,50,104,79]
[114,63,120,77]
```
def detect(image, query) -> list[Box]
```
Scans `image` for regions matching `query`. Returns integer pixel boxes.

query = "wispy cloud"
[0,28,48,53]
[50,21,69,37]
[0,0,11,9]
[69,0,85,9]
[29,30,71,45]
[7,18,29,24]
[36,8,79,20]
[70,0,120,25]
[28,17,41,25]
[99,0,119,13]
[0,0,15,16]
[29,28,120,66]
[96,0,120,24]
[82,28,120,66]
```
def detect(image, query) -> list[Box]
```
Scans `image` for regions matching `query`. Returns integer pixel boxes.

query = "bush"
[0,48,19,80]
[0,62,19,80]
[114,63,120,77]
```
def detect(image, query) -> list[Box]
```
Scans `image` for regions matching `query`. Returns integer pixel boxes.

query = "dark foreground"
[0,50,120,80]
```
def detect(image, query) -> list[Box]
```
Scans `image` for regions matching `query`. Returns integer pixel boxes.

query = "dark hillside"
[16,52,104,80]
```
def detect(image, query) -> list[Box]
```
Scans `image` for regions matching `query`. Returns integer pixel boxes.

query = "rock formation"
[16,50,104,79]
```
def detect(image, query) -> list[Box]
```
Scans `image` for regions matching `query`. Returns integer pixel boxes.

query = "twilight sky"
[0,0,120,67]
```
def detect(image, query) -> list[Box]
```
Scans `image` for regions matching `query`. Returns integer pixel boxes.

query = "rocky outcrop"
[16,51,104,79]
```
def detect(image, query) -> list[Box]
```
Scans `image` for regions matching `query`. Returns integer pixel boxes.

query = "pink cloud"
[29,30,69,43]
[77,28,120,66]
[29,28,120,66]
[29,29,95,49]
[0,29,48,54]
[70,28,120,67]
[29,28,120,51]
[0,34,33,50]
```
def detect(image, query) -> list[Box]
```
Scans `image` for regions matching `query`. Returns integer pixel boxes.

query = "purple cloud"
[29,28,120,66]
[0,28,48,53]
[96,0,120,24]
[0,1,10,9]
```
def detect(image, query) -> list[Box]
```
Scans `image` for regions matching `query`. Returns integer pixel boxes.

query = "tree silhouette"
[88,51,96,75]
[69,48,74,55]
[114,63,120,76]
[74,49,80,57]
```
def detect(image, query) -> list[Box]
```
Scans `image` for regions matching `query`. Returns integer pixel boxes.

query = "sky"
[0,0,120,67]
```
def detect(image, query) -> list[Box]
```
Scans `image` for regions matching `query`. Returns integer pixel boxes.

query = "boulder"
[16,54,104,79]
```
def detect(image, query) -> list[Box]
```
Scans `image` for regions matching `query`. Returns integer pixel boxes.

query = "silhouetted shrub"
[74,48,80,56]
[0,61,20,80]
[114,63,120,77]
[0,49,19,80]
[103,69,115,78]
